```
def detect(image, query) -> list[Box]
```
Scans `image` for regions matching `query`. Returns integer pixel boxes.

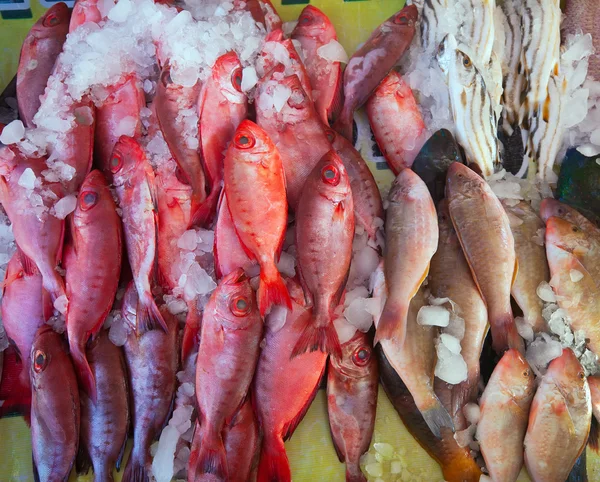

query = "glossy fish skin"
[224,120,290,316]
[562,0,600,81]
[122,287,179,482]
[329,130,384,241]
[195,269,262,481]
[379,287,453,439]
[589,375,600,429]
[378,347,481,482]
[196,51,248,226]
[291,5,342,125]
[254,279,327,482]
[545,217,600,353]
[294,150,354,358]
[2,253,52,381]
[524,349,591,482]
[446,162,523,354]
[16,3,70,127]
[429,200,487,427]
[437,34,499,178]
[410,128,464,205]
[333,4,418,141]
[327,331,378,482]
[30,325,80,482]
[503,200,550,333]
[255,69,331,211]
[64,170,122,400]
[540,198,600,240]
[366,71,426,174]
[78,330,129,482]
[477,349,535,482]
[0,148,65,302]
[95,74,145,180]
[376,169,437,348]
[111,136,167,335]
[69,0,102,32]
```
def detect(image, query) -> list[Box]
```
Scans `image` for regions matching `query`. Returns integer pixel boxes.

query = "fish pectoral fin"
[511,257,519,288]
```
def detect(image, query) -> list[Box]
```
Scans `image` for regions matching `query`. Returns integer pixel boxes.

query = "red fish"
[254,279,328,482]
[122,285,179,482]
[196,51,248,226]
[95,74,145,178]
[293,150,354,357]
[329,129,384,240]
[16,3,70,127]
[259,0,282,31]
[292,5,343,125]
[233,0,266,26]
[366,71,426,174]
[327,331,378,482]
[0,147,65,301]
[195,269,262,480]
[69,0,102,32]
[333,5,418,140]
[1,253,52,386]
[77,330,130,482]
[223,120,291,316]
[111,136,167,335]
[155,64,206,226]
[64,170,122,399]
[30,325,80,482]
[255,69,331,210]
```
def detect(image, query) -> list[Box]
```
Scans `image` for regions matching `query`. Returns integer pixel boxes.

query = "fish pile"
[0,0,600,482]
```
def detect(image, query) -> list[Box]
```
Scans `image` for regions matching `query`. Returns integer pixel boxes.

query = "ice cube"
[344,297,373,332]
[417,305,450,327]
[271,84,292,112]
[435,341,468,384]
[167,297,187,315]
[365,463,383,478]
[277,251,295,278]
[109,319,129,346]
[317,40,349,63]
[373,442,394,459]
[570,269,584,282]
[107,0,133,23]
[463,403,480,425]
[151,425,179,482]
[53,295,68,315]
[526,333,563,372]
[536,281,557,302]
[241,66,258,92]
[440,333,462,354]
[334,316,357,344]
[178,230,198,251]
[54,195,78,219]
[18,168,36,190]
[0,120,25,145]
[515,316,535,342]
[115,116,138,137]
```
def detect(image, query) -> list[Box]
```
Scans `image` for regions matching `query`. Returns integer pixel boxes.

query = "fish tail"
[121,454,149,482]
[136,292,168,335]
[450,369,480,423]
[257,434,291,482]
[75,442,92,476]
[589,416,599,453]
[291,308,341,359]
[257,263,292,317]
[332,107,353,142]
[373,299,407,348]
[189,187,220,228]
[490,312,524,355]
[71,342,97,402]
[195,424,227,480]
[421,397,455,439]
[181,301,201,362]
[346,463,367,482]
[327,71,344,125]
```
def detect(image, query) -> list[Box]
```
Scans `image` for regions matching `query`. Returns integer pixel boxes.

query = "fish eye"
[110,153,123,173]
[230,296,251,316]
[325,129,336,143]
[321,164,340,186]
[394,13,409,25]
[352,346,371,366]
[523,369,531,378]
[79,191,98,211]
[33,349,48,373]
[231,67,243,92]
[579,371,586,380]
[462,56,472,68]
[234,131,256,150]
[44,13,59,27]
[299,13,313,25]
[572,226,579,233]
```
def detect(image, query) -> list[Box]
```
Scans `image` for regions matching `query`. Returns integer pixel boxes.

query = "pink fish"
[64,170,122,399]
[69,0,102,32]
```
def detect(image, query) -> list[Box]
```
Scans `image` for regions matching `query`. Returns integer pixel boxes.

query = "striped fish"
[518,0,561,128]
[420,0,453,54]
[457,0,496,65]
[437,34,500,177]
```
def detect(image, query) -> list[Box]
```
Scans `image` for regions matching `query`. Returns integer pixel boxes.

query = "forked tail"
[291,307,341,359]
[346,463,367,482]
[194,423,227,481]
[257,263,292,317]
[70,341,97,403]
[420,397,455,439]
[490,312,524,355]
[121,453,150,482]
[257,434,291,482]
[136,292,168,335]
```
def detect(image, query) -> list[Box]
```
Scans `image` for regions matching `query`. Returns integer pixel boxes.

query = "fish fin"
[181,302,201,362]
[421,398,455,439]
[32,454,40,482]
[257,434,291,482]
[450,372,480,425]
[257,263,292,316]
[121,455,149,482]
[512,257,519,288]
[373,299,407,348]
[589,416,599,453]
[332,107,353,142]
[490,312,524,355]
[75,441,92,475]
[115,422,128,473]
[290,309,341,359]
[70,341,97,402]
[16,245,36,276]
[327,67,344,126]
[189,187,220,228]
[136,293,168,335]
[195,424,228,480]
[346,464,367,482]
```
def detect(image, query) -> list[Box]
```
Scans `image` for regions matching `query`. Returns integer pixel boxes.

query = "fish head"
[310,150,352,203]
[540,198,581,224]
[293,5,332,39]
[445,162,485,199]
[437,35,478,87]
[212,51,245,104]
[213,268,259,329]
[29,325,65,391]
[545,216,594,256]
[229,119,278,168]
[73,170,112,226]
[259,70,313,125]
[389,168,433,209]
[547,349,588,402]
[30,2,70,39]
[109,136,145,186]
[384,4,418,32]
[496,349,535,401]
[331,330,376,379]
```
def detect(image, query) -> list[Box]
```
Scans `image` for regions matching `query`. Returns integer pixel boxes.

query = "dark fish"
[498,125,525,175]
[30,325,80,482]
[566,451,588,482]
[377,346,482,482]
[411,129,464,205]
[77,330,130,482]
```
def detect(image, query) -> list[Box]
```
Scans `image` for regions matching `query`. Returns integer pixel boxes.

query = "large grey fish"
[437,34,499,177]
